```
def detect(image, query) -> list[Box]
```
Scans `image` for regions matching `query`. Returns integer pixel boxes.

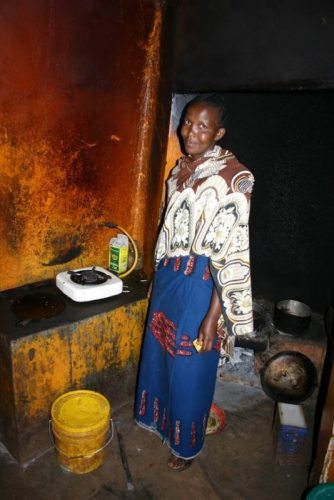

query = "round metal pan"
[260,351,317,404]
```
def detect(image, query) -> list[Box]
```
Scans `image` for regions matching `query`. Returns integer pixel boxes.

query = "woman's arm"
[209,187,254,340]
[197,287,221,352]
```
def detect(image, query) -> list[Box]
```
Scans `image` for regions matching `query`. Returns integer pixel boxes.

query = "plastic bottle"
[109,234,129,274]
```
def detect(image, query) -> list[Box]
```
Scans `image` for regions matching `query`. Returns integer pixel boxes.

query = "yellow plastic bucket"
[50,390,111,474]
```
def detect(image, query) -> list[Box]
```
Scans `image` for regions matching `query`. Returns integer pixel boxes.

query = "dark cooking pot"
[274,299,312,335]
[260,351,317,404]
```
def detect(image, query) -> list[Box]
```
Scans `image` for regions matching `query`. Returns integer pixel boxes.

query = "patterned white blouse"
[154,146,254,349]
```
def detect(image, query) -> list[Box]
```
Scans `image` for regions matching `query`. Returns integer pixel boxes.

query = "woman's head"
[180,94,226,160]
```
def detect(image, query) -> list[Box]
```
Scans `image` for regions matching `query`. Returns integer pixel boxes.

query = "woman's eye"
[183,119,191,126]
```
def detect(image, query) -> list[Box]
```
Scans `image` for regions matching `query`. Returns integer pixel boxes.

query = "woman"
[135,94,254,471]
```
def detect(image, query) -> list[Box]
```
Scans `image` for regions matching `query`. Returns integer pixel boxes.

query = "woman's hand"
[198,315,218,352]
[197,287,221,353]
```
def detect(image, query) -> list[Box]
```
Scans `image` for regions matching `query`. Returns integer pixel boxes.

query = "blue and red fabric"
[135,255,220,459]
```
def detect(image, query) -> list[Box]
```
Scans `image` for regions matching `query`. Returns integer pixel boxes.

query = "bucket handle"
[48,419,114,460]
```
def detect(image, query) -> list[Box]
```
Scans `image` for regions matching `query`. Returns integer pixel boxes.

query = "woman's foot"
[167,454,193,472]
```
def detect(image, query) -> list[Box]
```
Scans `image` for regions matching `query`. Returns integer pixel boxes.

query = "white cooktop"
[56,266,123,302]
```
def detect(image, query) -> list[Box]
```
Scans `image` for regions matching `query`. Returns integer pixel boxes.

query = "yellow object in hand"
[193,338,203,352]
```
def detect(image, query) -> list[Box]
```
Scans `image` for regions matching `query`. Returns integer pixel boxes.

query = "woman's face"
[180,103,226,160]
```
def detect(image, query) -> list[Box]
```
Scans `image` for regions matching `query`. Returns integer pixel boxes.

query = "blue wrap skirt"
[135,255,220,459]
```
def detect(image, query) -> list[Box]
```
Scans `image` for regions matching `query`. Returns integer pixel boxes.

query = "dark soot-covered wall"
[172,0,334,91]
[218,92,334,313]
[171,1,334,313]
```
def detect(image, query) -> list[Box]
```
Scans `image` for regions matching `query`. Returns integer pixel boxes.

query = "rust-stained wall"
[0,0,173,291]
[1,299,147,463]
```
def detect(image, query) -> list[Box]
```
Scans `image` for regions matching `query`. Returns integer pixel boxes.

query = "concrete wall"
[0,0,174,291]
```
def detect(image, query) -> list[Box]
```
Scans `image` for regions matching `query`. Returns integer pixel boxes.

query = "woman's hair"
[185,93,227,127]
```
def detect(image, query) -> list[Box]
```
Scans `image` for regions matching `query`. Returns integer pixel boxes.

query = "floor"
[0,353,316,500]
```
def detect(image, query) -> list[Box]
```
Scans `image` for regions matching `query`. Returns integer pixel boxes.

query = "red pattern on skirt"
[184,255,195,275]
[174,256,181,271]
[190,421,197,447]
[153,397,159,423]
[202,266,210,280]
[150,312,194,357]
[139,390,147,416]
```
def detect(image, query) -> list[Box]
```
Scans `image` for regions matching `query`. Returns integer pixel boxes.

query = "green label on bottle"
[109,245,128,273]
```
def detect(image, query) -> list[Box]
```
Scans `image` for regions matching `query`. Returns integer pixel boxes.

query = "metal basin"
[260,351,317,404]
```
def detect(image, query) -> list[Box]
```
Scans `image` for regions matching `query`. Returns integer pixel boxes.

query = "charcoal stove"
[56,266,123,302]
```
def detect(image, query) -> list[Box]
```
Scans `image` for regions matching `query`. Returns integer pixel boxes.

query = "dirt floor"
[0,358,316,500]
